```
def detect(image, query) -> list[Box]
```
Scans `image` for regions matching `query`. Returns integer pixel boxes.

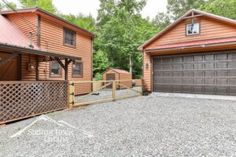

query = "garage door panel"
[216,70,228,76]
[205,62,214,69]
[194,63,203,69]
[194,71,204,76]
[193,86,204,93]
[194,78,204,84]
[183,71,194,76]
[216,78,227,85]
[184,64,194,69]
[229,79,236,84]
[216,87,228,95]
[228,62,236,68]
[205,54,214,60]
[228,70,236,76]
[172,85,182,92]
[204,78,215,84]
[194,55,203,61]
[215,62,227,69]
[205,71,215,76]
[153,51,236,96]
[184,56,193,62]
[216,54,227,60]
[182,85,192,92]
[204,86,215,94]
[173,64,182,70]
[228,53,236,60]
[229,87,236,94]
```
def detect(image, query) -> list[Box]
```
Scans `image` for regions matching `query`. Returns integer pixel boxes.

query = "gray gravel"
[1,95,236,157]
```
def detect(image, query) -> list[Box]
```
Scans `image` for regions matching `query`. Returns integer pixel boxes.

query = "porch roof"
[0,43,81,60]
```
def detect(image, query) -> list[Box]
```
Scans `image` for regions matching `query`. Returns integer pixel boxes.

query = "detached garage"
[139,9,236,96]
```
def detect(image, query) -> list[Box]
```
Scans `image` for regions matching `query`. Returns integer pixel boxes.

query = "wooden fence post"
[112,81,116,101]
[68,81,75,109]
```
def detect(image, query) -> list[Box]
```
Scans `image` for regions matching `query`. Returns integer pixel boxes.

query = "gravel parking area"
[1,95,236,156]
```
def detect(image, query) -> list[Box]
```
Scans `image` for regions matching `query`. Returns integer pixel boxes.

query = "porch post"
[36,55,39,81]
[17,54,22,80]
[65,58,68,80]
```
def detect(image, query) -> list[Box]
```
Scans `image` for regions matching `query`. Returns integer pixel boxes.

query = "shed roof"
[0,14,39,50]
[106,68,130,74]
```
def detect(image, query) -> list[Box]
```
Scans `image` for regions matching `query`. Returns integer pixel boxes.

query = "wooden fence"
[0,81,68,124]
[69,79,143,107]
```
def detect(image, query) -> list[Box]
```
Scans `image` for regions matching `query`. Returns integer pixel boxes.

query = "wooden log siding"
[0,81,68,124]
[147,17,236,49]
[6,13,38,45]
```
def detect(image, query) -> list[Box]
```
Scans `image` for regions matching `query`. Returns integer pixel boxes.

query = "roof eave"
[0,43,81,60]
[1,7,95,38]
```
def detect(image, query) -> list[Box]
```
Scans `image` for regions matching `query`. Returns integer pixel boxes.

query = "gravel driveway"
[1,95,236,156]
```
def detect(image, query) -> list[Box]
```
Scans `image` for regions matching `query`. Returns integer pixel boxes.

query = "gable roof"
[1,7,94,38]
[0,14,39,50]
[138,9,236,51]
[112,68,130,74]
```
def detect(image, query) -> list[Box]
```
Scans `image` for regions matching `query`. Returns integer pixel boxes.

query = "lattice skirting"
[0,81,68,124]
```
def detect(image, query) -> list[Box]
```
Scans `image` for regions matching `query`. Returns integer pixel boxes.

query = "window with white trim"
[186,23,200,36]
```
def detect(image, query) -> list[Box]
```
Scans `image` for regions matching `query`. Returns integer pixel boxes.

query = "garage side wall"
[143,51,152,92]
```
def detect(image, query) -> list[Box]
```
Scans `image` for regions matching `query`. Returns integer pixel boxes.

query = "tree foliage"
[167,0,206,19]
[19,0,57,13]
[201,0,236,19]
[95,0,158,78]
[61,14,96,32]
[0,1,17,11]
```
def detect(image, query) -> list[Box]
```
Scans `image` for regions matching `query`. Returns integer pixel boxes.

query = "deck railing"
[0,81,68,124]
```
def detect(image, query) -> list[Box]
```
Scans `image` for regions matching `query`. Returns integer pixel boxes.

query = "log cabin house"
[0,7,94,94]
[139,9,236,96]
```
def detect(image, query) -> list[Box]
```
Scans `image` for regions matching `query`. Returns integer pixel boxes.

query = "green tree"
[61,14,96,32]
[201,0,236,19]
[0,1,17,11]
[19,0,57,13]
[93,50,110,80]
[167,0,206,19]
[153,12,171,29]
[96,0,158,78]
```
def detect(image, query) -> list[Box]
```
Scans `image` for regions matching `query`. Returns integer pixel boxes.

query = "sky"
[8,0,168,19]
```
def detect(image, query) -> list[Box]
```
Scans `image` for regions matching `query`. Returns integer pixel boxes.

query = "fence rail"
[0,81,68,124]
[69,79,143,107]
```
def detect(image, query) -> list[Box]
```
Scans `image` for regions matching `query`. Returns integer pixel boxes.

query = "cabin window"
[186,23,200,36]
[49,61,62,78]
[64,28,76,47]
[72,60,83,77]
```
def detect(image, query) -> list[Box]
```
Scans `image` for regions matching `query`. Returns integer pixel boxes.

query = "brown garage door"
[153,51,236,96]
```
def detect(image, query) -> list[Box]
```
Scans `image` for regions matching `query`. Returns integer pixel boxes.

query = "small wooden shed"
[102,68,132,88]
